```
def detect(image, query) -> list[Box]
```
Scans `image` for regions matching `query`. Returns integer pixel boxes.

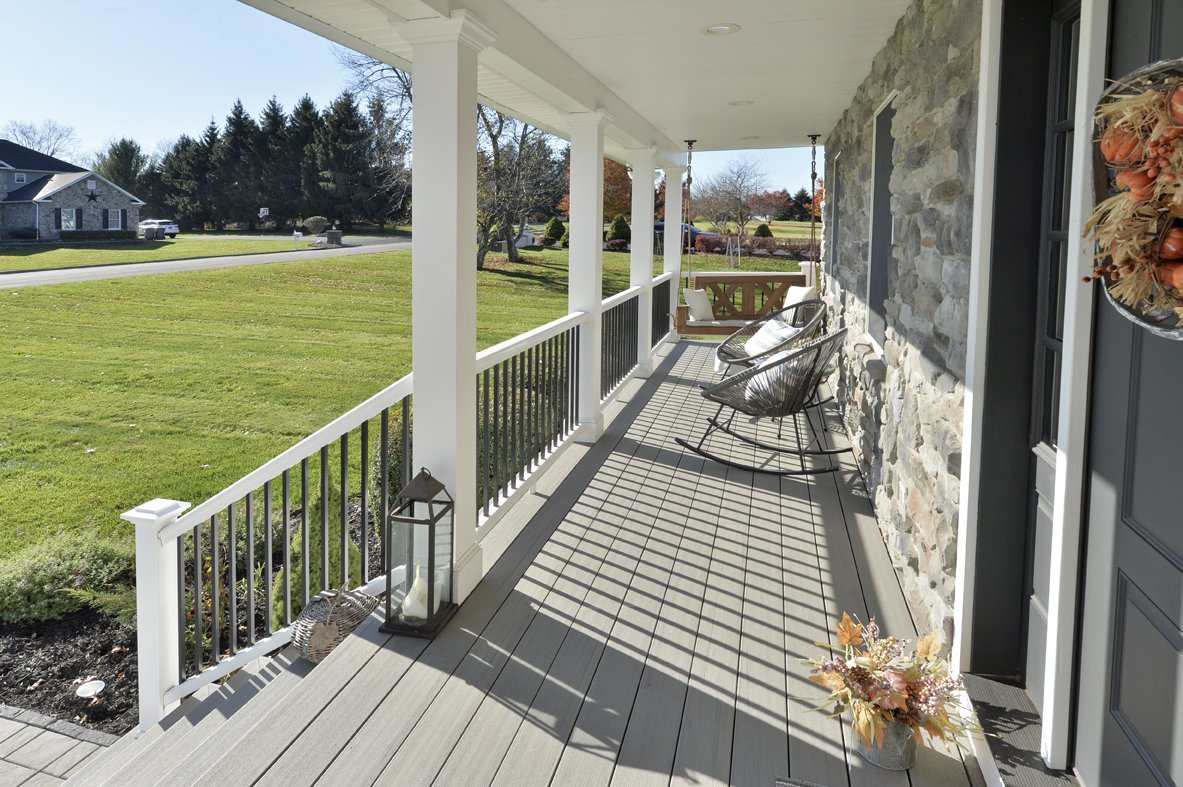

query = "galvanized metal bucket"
[857,719,918,770]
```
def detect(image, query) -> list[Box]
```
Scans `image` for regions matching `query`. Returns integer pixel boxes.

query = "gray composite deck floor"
[175,340,984,787]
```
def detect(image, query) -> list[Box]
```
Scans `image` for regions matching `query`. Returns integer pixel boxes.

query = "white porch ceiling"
[239,0,911,161]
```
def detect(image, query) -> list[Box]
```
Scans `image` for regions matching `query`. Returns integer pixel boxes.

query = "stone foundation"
[823,0,981,642]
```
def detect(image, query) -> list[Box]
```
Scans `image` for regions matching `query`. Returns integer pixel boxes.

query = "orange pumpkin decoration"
[1162,227,1183,259]
[1158,261,1183,290]
[1101,126,1146,164]
[1170,86,1183,125]
[1116,168,1157,202]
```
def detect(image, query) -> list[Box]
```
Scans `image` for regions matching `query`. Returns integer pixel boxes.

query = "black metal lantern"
[381,468,457,637]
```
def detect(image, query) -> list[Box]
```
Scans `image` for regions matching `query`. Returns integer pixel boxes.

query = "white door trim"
[952,0,1003,676]
[1039,0,1107,769]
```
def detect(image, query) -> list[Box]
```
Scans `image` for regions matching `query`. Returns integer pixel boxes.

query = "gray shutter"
[120,209,127,230]
[102,209,109,229]
[75,208,83,229]
[54,208,61,229]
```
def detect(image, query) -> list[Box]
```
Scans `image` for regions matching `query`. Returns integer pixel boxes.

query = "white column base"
[454,542,484,602]
[575,415,605,444]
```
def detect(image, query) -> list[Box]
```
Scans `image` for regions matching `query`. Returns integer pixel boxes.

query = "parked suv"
[653,221,720,249]
[138,219,179,239]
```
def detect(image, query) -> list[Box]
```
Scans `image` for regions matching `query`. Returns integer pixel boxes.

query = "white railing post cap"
[121,499,190,526]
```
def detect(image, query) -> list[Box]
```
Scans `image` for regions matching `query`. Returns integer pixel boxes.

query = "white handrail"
[475,311,587,374]
[652,271,676,285]
[163,372,414,542]
[600,284,643,312]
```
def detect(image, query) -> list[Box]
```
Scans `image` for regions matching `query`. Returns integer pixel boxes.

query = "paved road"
[0,239,412,289]
[178,234,406,246]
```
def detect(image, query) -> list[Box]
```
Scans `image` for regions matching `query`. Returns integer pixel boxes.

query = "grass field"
[0,236,311,273]
[0,246,801,562]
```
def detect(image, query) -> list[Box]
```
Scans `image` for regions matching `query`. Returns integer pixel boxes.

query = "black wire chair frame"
[715,298,827,375]
[676,329,849,476]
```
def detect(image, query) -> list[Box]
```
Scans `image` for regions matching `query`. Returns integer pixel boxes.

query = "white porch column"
[630,148,656,376]
[568,111,606,441]
[402,11,494,602]
[662,164,686,334]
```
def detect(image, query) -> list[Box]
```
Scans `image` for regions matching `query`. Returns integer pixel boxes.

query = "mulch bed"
[0,610,137,736]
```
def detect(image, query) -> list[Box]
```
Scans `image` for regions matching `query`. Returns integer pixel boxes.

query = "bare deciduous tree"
[334,47,414,126]
[2,119,81,159]
[695,157,770,237]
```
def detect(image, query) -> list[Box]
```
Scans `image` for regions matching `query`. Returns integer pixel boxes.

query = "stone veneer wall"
[0,202,36,232]
[823,0,980,642]
[36,177,140,240]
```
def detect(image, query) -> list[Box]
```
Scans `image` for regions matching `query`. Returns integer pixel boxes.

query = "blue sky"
[4,0,819,193]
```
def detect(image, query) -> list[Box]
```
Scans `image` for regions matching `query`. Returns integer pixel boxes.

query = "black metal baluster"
[483,369,492,515]
[320,446,329,593]
[177,534,185,679]
[246,491,255,646]
[227,503,237,654]
[508,354,516,487]
[263,481,272,638]
[499,361,508,502]
[301,459,310,606]
[282,470,291,626]
[340,434,349,588]
[493,364,502,503]
[380,408,390,582]
[210,514,220,661]
[402,396,412,488]
[361,421,369,582]
[527,344,535,471]
[194,524,203,671]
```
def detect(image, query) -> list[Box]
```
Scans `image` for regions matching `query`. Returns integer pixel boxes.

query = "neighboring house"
[0,139,144,240]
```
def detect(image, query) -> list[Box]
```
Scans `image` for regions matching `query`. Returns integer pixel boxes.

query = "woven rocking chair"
[715,298,826,375]
[676,329,849,476]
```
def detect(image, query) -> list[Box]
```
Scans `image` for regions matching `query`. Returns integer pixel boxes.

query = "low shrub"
[560,228,570,248]
[303,216,330,235]
[5,227,37,240]
[605,238,629,251]
[605,214,631,242]
[540,236,557,247]
[543,216,565,242]
[59,230,136,241]
[0,532,135,624]
[695,235,726,254]
[754,223,773,238]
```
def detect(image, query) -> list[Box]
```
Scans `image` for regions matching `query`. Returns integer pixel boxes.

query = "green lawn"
[0,236,311,273]
[0,245,804,565]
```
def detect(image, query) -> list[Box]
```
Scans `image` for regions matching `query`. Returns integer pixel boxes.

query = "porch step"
[65,647,311,786]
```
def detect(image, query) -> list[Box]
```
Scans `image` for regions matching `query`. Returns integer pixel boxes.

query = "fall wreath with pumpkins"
[1086,60,1183,336]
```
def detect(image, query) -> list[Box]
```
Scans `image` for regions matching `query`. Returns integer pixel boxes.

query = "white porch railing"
[124,273,677,732]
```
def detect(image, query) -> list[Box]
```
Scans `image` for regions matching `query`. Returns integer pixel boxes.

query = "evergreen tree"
[288,95,326,219]
[256,97,300,229]
[159,135,202,229]
[216,100,262,229]
[196,121,223,229]
[365,96,410,229]
[314,91,375,229]
[91,138,149,195]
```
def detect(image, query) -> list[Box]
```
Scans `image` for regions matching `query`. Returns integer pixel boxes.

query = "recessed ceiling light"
[701,23,740,36]
[727,100,754,107]
[741,135,760,140]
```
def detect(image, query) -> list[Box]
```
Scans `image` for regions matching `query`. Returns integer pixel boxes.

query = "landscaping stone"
[824,0,980,642]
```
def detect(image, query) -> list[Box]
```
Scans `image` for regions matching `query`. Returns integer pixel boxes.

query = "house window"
[867,97,897,349]
[61,210,76,230]
[14,172,26,184]
[109,210,122,230]
[87,179,96,190]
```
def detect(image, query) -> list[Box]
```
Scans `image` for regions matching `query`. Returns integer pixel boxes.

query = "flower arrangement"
[804,613,976,752]
[1085,61,1183,330]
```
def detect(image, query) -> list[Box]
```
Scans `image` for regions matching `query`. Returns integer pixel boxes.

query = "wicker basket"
[1092,58,1183,339]
[292,588,379,664]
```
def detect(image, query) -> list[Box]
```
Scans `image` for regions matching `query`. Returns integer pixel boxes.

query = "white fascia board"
[238,0,678,157]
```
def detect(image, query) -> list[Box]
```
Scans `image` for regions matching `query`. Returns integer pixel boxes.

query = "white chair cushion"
[684,288,714,321]
[784,285,815,306]
[745,350,795,403]
[742,317,800,357]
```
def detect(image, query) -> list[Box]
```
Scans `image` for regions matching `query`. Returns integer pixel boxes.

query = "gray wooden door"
[1076,3,1183,783]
